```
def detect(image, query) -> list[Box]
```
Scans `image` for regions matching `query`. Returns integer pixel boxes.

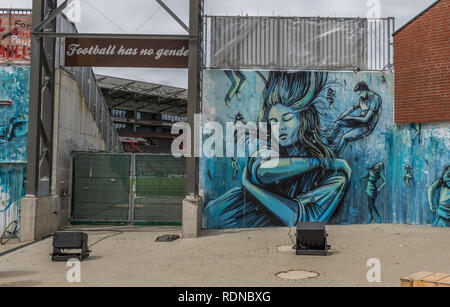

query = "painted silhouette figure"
[231,158,240,179]
[381,75,387,87]
[204,72,351,228]
[428,166,450,227]
[326,88,336,109]
[410,123,422,145]
[360,162,385,224]
[404,165,413,186]
[224,71,247,107]
[207,170,214,183]
[328,81,382,156]
[233,112,247,125]
[0,114,28,144]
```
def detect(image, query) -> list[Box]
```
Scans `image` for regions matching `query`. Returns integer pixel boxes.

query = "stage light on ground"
[51,232,90,261]
[296,222,330,256]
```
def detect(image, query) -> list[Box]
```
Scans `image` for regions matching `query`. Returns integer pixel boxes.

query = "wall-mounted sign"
[0,13,32,65]
[65,38,189,68]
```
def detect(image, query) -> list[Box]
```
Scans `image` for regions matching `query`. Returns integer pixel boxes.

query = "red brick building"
[393,0,449,123]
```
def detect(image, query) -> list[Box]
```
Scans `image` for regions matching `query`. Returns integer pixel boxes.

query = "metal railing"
[55,14,123,153]
[203,16,394,71]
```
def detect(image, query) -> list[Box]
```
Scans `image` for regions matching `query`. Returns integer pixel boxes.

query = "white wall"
[21,68,107,241]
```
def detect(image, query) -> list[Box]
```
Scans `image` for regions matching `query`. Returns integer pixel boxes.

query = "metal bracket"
[155,0,191,34]
[34,0,70,32]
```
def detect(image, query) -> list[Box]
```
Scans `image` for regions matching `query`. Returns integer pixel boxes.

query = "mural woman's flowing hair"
[257,71,333,160]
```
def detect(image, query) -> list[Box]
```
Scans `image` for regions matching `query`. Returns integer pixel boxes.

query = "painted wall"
[200,70,450,229]
[0,65,29,232]
[0,13,31,65]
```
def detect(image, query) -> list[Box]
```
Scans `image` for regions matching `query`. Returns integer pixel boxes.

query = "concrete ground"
[0,224,449,287]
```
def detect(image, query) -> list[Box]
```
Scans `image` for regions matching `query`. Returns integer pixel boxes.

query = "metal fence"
[72,152,186,225]
[55,15,123,153]
[203,16,394,71]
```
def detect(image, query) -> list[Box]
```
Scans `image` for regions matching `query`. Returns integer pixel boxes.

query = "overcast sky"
[1,0,437,88]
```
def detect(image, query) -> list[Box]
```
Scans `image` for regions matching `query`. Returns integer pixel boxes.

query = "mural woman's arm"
[243,166,350,225]
[256,157,351,186]
[242,168,300,226]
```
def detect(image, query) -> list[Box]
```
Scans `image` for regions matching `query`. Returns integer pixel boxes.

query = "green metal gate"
[72,153,186,225]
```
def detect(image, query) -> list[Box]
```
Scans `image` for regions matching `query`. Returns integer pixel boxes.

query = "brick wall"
[394,0,450,123]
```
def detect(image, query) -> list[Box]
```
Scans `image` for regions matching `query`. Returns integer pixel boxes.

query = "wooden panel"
[436,276,450,287]
[401,271,434,287]
[401,272,450,287]
[422,273,450,283]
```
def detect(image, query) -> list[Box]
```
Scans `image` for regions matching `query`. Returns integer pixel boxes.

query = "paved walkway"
[0,224,449,287]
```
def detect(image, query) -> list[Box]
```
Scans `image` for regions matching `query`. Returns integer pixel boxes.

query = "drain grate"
[276,270,319,280]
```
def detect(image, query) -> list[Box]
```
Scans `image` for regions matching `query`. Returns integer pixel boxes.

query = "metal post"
[26,0,57,196]
[129,153,136,224]
[186,0,202,196]
[26,0,43,196]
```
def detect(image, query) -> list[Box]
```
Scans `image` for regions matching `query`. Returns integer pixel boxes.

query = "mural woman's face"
[268,104,301,148]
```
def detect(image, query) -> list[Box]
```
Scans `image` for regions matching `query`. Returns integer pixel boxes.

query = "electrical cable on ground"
[68,228,124,248]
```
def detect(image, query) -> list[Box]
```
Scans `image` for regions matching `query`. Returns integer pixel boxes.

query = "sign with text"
[65,38,189,68]
[0,13,32,65]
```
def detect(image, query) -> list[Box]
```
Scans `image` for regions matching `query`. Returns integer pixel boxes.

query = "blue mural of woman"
[203,72,352,228]
[428,166,450,227]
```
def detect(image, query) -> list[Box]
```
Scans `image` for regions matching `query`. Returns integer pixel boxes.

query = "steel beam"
[32,32,195,40]
[33,0,70,32]
[27,0,57,196]
[186,0,203,196]
[155,0,191,34]
[26,0,44,196]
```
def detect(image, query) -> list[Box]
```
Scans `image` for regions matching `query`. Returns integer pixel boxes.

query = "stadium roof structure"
[96,74,187,116]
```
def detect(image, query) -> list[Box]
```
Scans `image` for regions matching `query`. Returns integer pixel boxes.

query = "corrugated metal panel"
[204,16,394,71]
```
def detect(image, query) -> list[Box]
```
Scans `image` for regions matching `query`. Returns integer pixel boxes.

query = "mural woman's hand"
[333,159,352,179]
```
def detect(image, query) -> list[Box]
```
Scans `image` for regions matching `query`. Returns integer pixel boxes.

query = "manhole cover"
[276,270,319,280]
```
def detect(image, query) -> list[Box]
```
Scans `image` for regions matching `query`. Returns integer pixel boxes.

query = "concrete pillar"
[19,195,61,242]
[19,196,37,242]
[182,194,203,238]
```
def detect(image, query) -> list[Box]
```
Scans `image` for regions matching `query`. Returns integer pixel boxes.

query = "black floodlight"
[296,222,330,256]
